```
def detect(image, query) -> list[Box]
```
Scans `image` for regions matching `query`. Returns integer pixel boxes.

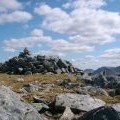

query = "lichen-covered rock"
[55,93,105,112]
[0,85,42,120]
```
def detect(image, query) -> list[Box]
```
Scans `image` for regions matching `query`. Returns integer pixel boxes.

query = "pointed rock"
[59,107,74,120]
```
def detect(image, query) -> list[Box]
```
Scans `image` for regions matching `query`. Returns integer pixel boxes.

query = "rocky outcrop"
[92,74,120,88]
[0,85,42,120]
[55,93,105,112]
[76,106,120,120]
[0,48,76,75]
[92,74,108,88]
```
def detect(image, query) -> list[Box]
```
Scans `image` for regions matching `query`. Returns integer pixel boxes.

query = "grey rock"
[77,86,109,96]
[55,69,62,74]
[115,83,120,95]
[25,71,32,75]
[0,85,42,120]
[58,79,78,89]
[108,89,116,97]
[61,68,67,73]
[58,79,71,86]
[92,74,120,89]
[112,104,120,113]
[45,72,54,75]
[92,74,108,88]
[55,93,105,112]
[32,103,49,112]
[22,84,41,92]
[33,96,47,104]
[77,73,92,85]
[57,59,68,68]
[68,66,75,73]
[59,107,74,120]
[18,67,23,72]
[16,78,24,82]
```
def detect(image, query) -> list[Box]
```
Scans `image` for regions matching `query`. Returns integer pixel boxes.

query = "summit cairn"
[19,47,31,58]
[0,48,76,75]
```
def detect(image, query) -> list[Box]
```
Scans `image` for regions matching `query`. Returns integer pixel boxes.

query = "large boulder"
[0,85,42,120]
[76,106,120,120]
[55,93,105,112]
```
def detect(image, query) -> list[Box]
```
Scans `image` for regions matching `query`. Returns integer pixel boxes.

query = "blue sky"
[0,0,120,69]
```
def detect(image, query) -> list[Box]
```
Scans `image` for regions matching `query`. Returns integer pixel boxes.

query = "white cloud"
[51,39,94,53]
[35,50,66,57]
[71,0,106,9]
[34,4,71,33]
[0,0,32,24]
[34,0,120,49]
[31,29,43,36]
[34,4,52,15]
[3,47,16,52]
[71,48,120,69]
[0,11,32,24]
[0,0,22,12]
[3,29,52,51]
[3,28,94,56]
[100,48,120,59]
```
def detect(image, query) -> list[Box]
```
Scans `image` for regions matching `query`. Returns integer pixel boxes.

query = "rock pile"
[0,48,76,75]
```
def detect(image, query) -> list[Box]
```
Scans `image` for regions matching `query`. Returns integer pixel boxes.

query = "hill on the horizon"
[93,66,120,76]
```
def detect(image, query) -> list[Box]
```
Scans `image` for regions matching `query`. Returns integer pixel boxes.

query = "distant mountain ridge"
[84,69,94,74]
[93,66,120,76]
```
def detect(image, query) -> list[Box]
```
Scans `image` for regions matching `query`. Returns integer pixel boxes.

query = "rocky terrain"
[0,49,119,120]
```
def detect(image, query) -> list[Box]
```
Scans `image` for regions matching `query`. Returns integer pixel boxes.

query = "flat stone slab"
[55,93,105,112]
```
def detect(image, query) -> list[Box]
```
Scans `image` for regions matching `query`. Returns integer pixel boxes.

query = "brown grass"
[96,95,120,104]
[0,73,119,104]
[0,73,78,103]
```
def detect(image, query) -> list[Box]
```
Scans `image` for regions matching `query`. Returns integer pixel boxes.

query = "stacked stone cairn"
[0,48,76,75]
